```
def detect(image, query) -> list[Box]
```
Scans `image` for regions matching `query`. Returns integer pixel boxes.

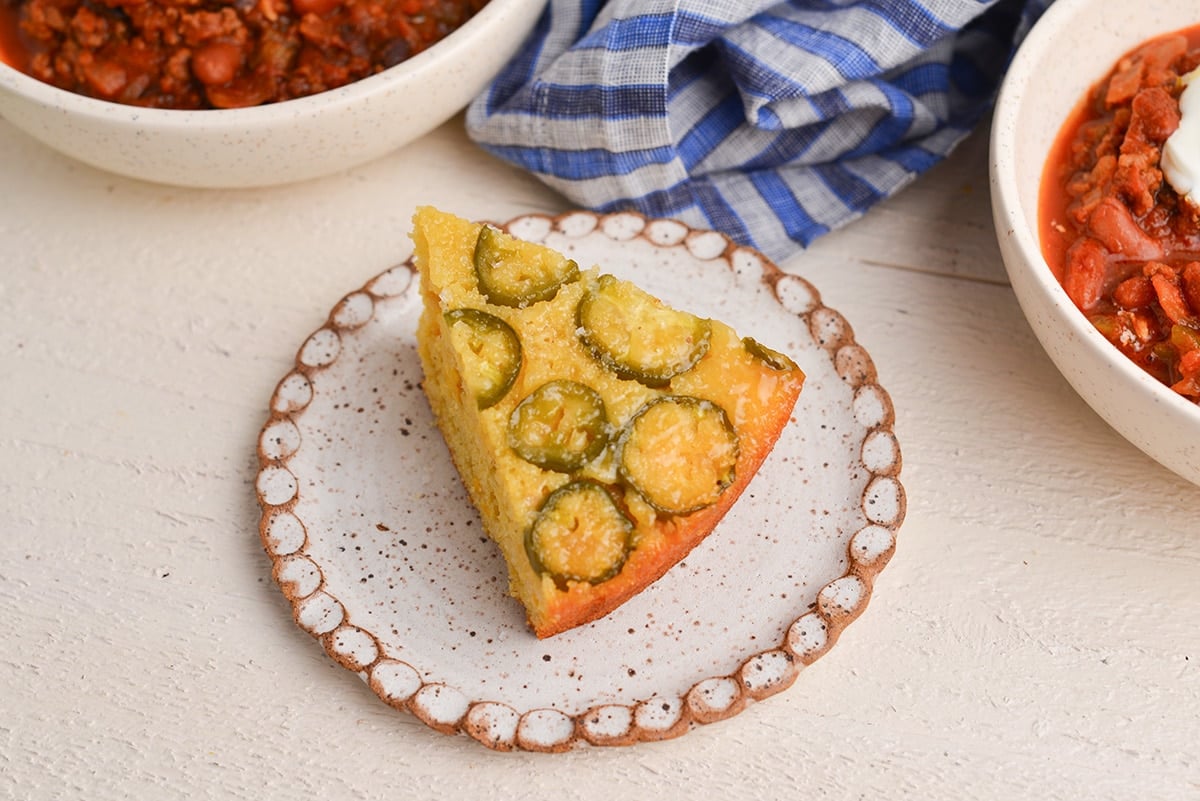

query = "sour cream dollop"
[1162,67,1200,207]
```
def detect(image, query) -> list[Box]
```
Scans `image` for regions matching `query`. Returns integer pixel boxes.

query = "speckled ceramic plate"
[254,211,905,752]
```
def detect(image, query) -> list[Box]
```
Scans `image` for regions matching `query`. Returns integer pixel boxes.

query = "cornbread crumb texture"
[412,206,805,637]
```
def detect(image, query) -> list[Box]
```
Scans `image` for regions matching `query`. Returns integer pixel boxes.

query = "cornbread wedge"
[412,207,805,638]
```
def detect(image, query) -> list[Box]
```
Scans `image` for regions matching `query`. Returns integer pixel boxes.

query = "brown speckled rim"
[254,210,905,751]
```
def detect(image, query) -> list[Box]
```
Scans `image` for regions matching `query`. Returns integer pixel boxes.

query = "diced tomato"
[1063,237,1108,311]
[1113,275,1156,309]
[1149,270,1192,323]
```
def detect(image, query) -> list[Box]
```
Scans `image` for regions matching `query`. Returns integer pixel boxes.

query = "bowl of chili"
[990,0,1200,487]
[0,0,546,187]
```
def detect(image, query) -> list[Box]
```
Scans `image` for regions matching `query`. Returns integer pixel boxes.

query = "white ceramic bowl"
[990,0,1200,486]
[0,0,545,187]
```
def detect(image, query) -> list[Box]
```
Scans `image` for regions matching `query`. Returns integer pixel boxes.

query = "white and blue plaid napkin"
[467,0,1053,261]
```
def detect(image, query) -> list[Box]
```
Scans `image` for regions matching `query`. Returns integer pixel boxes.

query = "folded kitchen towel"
[466,0,1053,261]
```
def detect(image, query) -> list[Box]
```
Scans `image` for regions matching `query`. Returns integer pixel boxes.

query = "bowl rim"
[990,0,1200,427]
[0,0,543,127]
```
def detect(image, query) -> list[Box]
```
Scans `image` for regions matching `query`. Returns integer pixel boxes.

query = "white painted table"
[2,113,1196,800]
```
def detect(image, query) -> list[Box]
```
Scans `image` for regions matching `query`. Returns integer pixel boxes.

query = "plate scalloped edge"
[253,210,906,752]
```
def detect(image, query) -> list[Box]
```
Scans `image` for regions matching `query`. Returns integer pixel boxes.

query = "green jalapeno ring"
[576,274,712,387]
[616,395,739,515]
[473,225,580,308]
[508,380,611,473]
[742,336,799,372]
[525,479,634,588]
[444,308,522,409]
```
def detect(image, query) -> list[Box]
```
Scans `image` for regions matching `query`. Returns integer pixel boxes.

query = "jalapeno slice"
[577,274,711,387]
[526,480,633,586]
[617,395,738,515]
[742,336,799,372]
[508,380,610,472]
[444,308,522,409]
[473,225,580,308]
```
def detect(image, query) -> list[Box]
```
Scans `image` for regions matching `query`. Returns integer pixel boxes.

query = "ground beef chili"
[0,0,487,109]
[1040,27,1200,403]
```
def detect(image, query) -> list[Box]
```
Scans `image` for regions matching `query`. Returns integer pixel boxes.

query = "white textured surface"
[2,114,1198,798]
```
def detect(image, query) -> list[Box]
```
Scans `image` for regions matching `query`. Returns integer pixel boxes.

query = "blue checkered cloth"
[466,0,1052,261]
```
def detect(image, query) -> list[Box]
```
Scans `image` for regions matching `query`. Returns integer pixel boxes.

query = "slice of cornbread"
[412,207,805,638]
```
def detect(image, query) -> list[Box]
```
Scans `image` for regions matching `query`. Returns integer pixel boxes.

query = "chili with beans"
[1041,27,1200,403]
[0,0,488,109]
